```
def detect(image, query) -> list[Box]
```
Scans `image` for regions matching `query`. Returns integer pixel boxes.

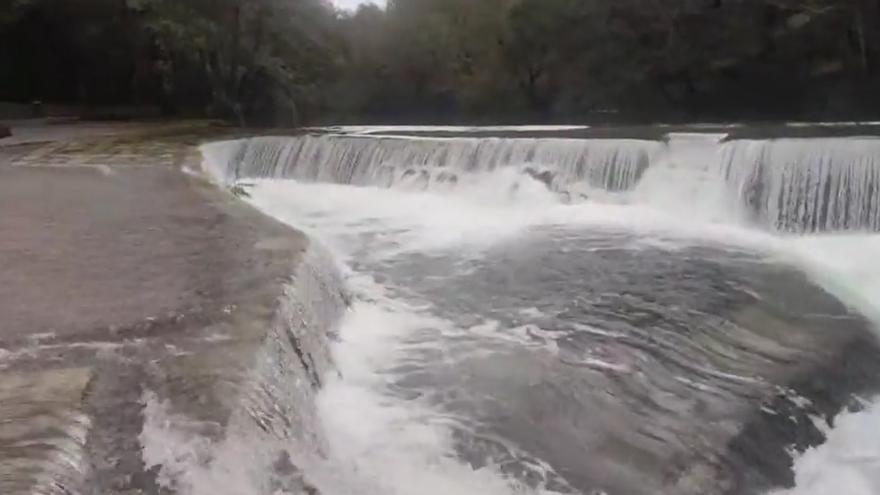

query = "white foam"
[300,273,566,495]
[140,391,284,495]
[783,235,880,324]
[764,233,880,495]
[244,175,552,261]
[769,400,880,495]
[634,132,745,223]
[246,174,778,264]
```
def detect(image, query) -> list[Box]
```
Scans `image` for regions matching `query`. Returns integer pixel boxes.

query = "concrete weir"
[6,122,880,494]
[0,123,346,494]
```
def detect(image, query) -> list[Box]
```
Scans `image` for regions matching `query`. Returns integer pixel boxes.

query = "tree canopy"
[2,0,880,124]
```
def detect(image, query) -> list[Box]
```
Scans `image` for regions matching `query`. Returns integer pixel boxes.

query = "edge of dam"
[0,121,347,494]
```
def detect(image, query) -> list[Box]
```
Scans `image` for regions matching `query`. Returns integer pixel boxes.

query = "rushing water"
[193,130,880,495]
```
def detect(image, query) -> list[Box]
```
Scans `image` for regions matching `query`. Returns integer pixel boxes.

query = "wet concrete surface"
[0,123,312,494]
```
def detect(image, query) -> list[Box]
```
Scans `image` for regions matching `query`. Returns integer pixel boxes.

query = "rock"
[0,124,10,139]
[436,171,459,185]
[524,167,555,188]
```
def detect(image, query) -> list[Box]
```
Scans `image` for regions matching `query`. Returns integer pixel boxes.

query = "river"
[195,129,880,495]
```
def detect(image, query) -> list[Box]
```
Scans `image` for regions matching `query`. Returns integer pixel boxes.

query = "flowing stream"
[191,130,880,495]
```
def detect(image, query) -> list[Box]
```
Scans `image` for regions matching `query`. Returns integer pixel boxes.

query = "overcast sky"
[332,0,385,11]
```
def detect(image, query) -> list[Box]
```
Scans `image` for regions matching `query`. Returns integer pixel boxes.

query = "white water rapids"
[187,131,880,495]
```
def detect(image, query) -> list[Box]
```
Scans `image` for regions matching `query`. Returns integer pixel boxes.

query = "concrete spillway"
[204,133,880,233]
[0,124,348,495]
[3,124,880,495]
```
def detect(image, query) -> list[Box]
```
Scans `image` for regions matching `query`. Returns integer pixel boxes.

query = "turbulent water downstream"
[196,130,880,495]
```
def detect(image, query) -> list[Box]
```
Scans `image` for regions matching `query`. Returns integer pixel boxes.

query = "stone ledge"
[0,124,343,494]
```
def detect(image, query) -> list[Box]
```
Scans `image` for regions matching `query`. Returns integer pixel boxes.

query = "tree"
[3,0,880,123]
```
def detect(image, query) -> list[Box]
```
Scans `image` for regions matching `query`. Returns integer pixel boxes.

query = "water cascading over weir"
[193,128,880,495]
[718,139,880,232]
[202,135,661,197]
[202,132,880,233]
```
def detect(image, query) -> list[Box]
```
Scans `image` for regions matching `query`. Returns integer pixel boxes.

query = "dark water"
[347,227,880,495]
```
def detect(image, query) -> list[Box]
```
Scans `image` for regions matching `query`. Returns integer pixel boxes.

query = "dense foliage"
[2,0,880,124]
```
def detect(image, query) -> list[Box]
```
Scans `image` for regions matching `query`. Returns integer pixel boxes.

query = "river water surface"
[197,130,880,495]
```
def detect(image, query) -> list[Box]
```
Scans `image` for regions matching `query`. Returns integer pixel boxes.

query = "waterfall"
[202,134,662,195]
[633,133,736,221]
[719,138,880,232]
[201,133,880,233]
